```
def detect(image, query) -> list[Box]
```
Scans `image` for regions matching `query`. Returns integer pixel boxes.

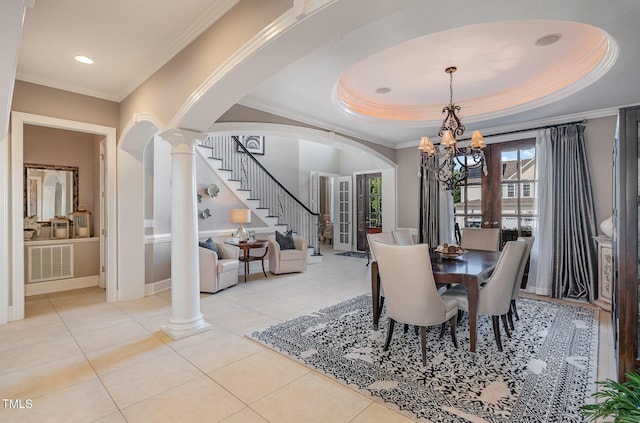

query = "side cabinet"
[594,236,613,312]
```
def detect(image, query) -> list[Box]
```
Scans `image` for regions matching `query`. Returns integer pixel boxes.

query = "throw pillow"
[199,237,220,255]
[275,230,296,250]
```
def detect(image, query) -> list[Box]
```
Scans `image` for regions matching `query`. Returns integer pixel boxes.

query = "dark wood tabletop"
[430,249,499,282]
[371,248,500,353]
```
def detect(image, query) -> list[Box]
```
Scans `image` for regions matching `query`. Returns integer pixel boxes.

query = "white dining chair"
[367,231,395,322]
[373,241,459,366]
[461,227,501,251]
[442,241,527,351]
[392,228,414,245]
[507,236,535,329]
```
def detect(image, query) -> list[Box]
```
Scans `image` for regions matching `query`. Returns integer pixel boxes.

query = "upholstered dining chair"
[392,228,414,245]
[460,227,501,251]
[365,227,383,266]
[442,241,527,352]
[373,241,459,366]
[367,231,395,321]
[507,236,535,329]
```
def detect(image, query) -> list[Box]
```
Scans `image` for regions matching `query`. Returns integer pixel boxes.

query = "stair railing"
[201,135,321,255]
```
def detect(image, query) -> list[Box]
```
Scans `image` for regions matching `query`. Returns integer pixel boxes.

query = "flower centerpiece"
[24,215,41,240]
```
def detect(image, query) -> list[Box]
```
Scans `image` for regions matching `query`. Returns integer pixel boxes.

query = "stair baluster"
[201,135,321,255]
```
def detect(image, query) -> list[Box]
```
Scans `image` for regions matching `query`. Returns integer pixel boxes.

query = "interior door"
[356,173,382,251]
[334,176,352,251]
[309,171,319,213]
[99,141,105,288]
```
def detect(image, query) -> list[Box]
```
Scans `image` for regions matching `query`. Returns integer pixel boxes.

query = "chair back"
[373,242,448,325]
[461,227,501,251]
[512,237,535,299]
[366,231,395,262]
[477,241,527,315]
[392,229,414,245]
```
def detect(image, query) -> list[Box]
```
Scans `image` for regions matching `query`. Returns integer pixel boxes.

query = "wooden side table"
[225,239,269,282]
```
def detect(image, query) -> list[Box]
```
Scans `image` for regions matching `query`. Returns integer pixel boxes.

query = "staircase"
[199,135,320,255]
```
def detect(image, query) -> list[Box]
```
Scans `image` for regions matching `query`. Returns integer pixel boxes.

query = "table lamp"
[230,209,251,241]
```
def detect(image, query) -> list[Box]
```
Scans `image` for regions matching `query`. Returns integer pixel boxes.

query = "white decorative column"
[159,129,211,339]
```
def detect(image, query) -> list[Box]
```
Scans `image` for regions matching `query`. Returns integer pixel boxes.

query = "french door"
[356,173,382,251]
[333,176,352,251]
[454,138,537,246]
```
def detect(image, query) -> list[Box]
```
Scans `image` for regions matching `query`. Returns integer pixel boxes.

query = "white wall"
[298,139,340,206]
[583,115,616,232]
[252,134,299,196]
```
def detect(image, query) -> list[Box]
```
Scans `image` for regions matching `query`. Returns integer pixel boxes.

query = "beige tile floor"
[0,245,614,423]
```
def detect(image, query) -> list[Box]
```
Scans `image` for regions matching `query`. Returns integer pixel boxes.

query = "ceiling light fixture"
[74,55,94,64]
[535,33,562,47]
[418,66,487,190]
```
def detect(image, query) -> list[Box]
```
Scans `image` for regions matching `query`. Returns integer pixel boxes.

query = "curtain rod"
[457,119,588,142]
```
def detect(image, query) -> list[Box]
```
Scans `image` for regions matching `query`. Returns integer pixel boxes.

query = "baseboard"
[25,275,99,296]
[145,278,171,296]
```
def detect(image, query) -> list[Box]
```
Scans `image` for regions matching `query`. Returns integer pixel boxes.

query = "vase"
[600,216,613,238]
[24,230,35,240]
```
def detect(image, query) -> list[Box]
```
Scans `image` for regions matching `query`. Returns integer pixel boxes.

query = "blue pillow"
[199,237,220,255]
[275,230,295,250]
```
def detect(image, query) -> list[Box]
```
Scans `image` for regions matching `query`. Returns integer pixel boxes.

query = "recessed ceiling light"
[535,33,563,47]
[375,87,391,94]
[74,55,94,64]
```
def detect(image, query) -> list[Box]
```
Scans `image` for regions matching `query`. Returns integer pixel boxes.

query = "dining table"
[370,248,501,354]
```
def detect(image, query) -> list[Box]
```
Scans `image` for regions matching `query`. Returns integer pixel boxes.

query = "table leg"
[260,246,269,277]
[371,262,379,330]
[466,275,478,353]
[243,249,249,282]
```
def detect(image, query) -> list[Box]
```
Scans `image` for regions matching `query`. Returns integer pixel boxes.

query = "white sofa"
[199,241,240,293]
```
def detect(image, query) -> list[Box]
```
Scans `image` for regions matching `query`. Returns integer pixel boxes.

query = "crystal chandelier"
[418,66,487,190]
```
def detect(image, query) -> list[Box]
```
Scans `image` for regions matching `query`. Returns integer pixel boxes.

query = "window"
[453,138,537,246]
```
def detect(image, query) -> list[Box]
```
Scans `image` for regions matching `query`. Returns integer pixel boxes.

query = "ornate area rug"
[334,251,368,259]
[250,294,598,422]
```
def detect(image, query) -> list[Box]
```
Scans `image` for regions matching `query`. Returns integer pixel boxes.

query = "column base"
[161,315,211,340]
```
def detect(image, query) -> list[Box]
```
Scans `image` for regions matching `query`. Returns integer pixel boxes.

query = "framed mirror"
[24,163,78,223]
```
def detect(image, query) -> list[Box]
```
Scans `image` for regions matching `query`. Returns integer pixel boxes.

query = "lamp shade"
[471,130,485,148]
[418,136,430,152]
[230,209,251,224]
[441,130,456,147]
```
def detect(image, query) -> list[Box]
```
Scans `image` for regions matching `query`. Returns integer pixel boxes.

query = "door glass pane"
[368,177,382,227]
[453,157,482,230]
[498,142,537,244]
[521,182,536,214]
[520,147,536,180]
[521,217,536,237]
[502,183,518,215]
[501,150,518,181]
[502,217,518,242]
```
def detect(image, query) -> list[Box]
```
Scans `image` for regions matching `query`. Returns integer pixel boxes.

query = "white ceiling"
[10,0,640,148]
[16,0,240,101]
